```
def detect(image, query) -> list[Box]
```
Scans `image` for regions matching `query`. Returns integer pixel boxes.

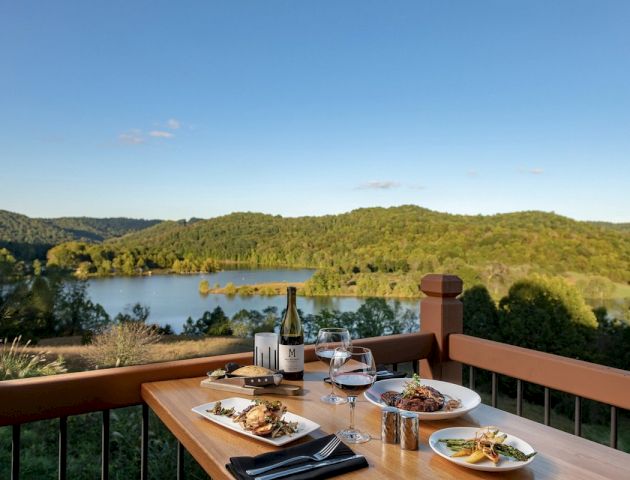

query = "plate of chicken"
[364,375,481,420]
[192,398,320,446]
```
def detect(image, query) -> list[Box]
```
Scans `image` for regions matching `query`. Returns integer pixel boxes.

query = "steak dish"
[381,374,460,412]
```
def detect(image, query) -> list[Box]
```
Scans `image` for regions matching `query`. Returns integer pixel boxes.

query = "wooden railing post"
[419,274,463,384]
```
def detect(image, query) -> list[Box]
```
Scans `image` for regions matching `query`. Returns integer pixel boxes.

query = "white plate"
[429,427,537,472]
[191,397,320,446]
[363,378,481,420]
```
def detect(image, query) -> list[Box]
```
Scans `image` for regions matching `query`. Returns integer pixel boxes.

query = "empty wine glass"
[330,346,377,443]
[315,328,351,404]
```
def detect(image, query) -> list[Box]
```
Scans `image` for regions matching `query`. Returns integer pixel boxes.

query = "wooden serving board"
[200,379,303,396]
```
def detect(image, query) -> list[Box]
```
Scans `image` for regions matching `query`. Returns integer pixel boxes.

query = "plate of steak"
[366,376,481,420]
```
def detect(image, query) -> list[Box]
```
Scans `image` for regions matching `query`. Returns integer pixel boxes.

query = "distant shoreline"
[198,280,424,299]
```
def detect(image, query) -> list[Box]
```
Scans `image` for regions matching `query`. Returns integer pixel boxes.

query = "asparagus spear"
[438,439,537,462]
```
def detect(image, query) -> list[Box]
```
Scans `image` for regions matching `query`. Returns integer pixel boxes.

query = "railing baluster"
[177,441,185,480]
[392,363,398,371]
[610,406,618,449]
[141,403,149,480]
[102,409,110,480]
[574,397,582,436]
[516,379,523,416]
[12,424,20,480]
[59,416,68,480]
[468,365,475,390]
[491,372,497,408]
[544,387,550,426]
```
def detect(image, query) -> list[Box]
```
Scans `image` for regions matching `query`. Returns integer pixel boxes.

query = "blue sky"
[1,1,628,222]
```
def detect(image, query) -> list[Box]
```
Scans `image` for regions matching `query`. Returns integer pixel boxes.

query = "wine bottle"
[279,286,304,380]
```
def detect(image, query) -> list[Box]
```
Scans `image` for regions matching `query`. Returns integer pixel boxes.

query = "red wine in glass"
[330,346,377,444]
[332,372,375,394]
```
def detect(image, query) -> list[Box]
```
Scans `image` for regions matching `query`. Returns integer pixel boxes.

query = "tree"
[230,309,275,337]
[198,280,210,294]
[54,281,110,337]
[461,285,499,340]
[497,276,596,360]
[194,307,232,336]
[182,316,198,336]
[114,303,150,324]
[224,282,237,296]
[354,298,395,338]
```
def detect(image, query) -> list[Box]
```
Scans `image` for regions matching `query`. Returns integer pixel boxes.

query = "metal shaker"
[381,406,399,444]
[399,411,419,450]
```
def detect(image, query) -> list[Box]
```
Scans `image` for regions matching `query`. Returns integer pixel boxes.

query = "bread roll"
[231,365,275,377]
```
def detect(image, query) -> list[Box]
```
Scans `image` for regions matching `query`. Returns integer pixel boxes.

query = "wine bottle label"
[279,344,304,373]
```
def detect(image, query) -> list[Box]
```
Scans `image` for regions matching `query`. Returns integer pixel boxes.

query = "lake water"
[87,269,420,333]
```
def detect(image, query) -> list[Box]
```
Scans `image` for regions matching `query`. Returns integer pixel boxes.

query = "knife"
[214,374,282,387]
[254,454,364,480]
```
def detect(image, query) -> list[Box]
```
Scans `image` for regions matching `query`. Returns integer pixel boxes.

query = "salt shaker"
[381,406,399,444]
[399,411,419,450]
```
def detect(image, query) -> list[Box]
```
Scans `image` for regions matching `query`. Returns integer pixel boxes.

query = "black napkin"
[227,434,368,480]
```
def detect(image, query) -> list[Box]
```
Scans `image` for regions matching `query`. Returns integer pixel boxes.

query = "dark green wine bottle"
[279,286,304,380]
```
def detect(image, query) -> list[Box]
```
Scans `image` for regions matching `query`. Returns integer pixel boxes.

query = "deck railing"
[419,274,630,450]
[1,273,629,479]
[0,333,433,479]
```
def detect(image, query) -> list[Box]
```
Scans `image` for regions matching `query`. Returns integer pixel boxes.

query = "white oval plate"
[363,378,481,420]
[192,397,320,446]
[429,427,537,472]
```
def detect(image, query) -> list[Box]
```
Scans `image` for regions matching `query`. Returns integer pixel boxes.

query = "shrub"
[85,322,160,368]
[0,336,67,380]
[223,282,237,295]
[198,280,210,294]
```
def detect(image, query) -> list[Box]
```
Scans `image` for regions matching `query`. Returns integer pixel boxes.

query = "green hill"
[588,221,630,234]
[47,216,162,241]
[45,206,630,291]
[0,210,161,259]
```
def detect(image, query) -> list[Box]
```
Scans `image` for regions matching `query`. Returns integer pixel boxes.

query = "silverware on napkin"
[246,435,341,475]
[253,454,365,480]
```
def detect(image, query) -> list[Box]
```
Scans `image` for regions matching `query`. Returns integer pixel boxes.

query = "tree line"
[181,298,419,343]
[0,209,160,260]
[37,206,629,302]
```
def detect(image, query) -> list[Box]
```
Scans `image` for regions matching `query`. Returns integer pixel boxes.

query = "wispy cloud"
[119,119,182,145]
[118,129,145,145]
[149,130,174,138]
[357,181,402,190]
[407,184,426,190]
[466,170,478,177]
[519,167,544,175]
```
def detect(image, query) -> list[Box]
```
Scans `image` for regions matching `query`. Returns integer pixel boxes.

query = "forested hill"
[588,221,630,234]
[0,210,161,259]
[70,205,629,283]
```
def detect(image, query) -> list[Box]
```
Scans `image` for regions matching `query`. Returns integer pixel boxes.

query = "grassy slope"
[34,336,253,372]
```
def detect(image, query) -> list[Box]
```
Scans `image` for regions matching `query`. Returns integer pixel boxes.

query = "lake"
[87,269,420,333]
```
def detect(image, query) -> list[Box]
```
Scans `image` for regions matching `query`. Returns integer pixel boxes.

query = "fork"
[245,435,341,476]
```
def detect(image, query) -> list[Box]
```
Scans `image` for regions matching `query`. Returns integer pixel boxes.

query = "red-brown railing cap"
[420,274,463,298]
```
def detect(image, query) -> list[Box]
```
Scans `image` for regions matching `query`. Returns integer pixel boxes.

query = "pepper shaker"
[381,406,399,444]
[399,411,419,450]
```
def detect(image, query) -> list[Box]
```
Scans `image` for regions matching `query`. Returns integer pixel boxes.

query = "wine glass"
[330,346,377,444]
[315,328,351,404]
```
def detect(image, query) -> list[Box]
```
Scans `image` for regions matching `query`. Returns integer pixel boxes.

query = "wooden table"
[141,362,630,479]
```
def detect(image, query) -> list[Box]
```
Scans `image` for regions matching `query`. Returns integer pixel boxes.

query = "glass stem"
[348,396,357,429]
